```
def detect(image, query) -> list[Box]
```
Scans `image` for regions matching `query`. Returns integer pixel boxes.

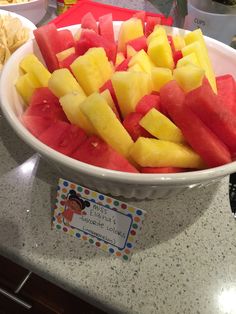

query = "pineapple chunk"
[173,64,205,93]
[172,35,185,51]
[115,52,125,66]
[183,29,217,93]
[111,71,152,118]
[100,89,120,118]
[176,52,200,68]
[56,47,75,62]
[19,53,40,72]
[117,18,144,52]
[128,64,143,73]
[139,108,185,143]
[147,35,174,69]
[128,49,155,74]
[48,68,86,98]
[80,93,134,158]
[71,47,113,95]
[85,47,113,82]
[15,72,41,105]
[126,45,137,58]
[59,92,96,135]
[19,53,51,87]
[151,67,173,92]
[147,25,167,45]
[129,137,204,168]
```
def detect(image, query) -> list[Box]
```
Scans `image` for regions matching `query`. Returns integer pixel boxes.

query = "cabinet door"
[0,255,29,292]
[19,274,107,314]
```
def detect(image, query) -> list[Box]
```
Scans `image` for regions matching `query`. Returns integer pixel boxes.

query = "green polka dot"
[123,255,128,261]
[61,194,66,199]
[89,239,94,244]
[77,186,83,192]
[56,224,61,230]
[113,200,119,206]
[132,223,138,229]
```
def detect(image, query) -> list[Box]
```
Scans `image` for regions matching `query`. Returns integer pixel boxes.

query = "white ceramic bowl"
[1,23,236,200]
[0,0,47,25]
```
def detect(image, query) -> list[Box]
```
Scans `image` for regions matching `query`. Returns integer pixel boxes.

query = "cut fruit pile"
[15,11,236,174]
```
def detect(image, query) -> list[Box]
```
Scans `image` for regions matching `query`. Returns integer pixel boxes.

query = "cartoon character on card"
[62,190,89,225]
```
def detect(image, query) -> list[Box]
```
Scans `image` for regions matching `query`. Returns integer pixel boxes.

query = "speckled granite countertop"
[1,1,236,314]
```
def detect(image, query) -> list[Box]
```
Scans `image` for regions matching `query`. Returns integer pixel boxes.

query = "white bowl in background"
[0,9,36,77]
[184,0,236,46]
[0,0,48,25]
[1,23,236,200]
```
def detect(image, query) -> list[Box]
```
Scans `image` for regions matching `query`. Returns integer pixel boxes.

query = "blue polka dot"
[127,213,133,219]
[136,210,142,216]
[52,217,56,222]
[99,195,105,200]
[90,199,96,203]
[76,233,81,238]
[109,248,114,253]
[127,243,132,248]
[57,185,60,191]
[63,181,69,187]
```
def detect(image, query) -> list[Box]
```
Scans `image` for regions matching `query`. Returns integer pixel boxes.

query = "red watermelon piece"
[98,14,115,43]
[140,167,186,173]
[39,121,87,156]
[57,29,75,50]
[30,87,59,106]
[72,135,139,173]
[216,74,236,115]
[81,12,98,33]
[173,50,183,66]
[25,88,68,122]
[135,94,161,115]
[185,78,236,154]
[126,36,147,53]
[59,52,78,70]
[123,112,152,141]
[160,80,232,168]
[75,29,116,63]
[145,16,162,37]
[167,35,174,52]
[33,24,61,72]
[115,56,131,71]
[21,115,52,138]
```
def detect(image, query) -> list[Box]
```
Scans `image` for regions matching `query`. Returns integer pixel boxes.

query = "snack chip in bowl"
[1,15,236,199]
[0,9,36,71]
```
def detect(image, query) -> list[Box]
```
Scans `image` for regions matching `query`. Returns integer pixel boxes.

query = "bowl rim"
[1,22,236,186]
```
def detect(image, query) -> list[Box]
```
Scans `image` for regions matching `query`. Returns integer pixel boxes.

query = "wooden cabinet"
[0,255,106,314]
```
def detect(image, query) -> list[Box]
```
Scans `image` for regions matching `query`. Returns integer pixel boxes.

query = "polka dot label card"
[52,178,146,261]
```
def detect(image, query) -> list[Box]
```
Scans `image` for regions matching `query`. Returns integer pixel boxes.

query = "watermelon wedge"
[39,121,87,156]
[186,78,236,154]
[160,80,232,168]
[72,135,139,173]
